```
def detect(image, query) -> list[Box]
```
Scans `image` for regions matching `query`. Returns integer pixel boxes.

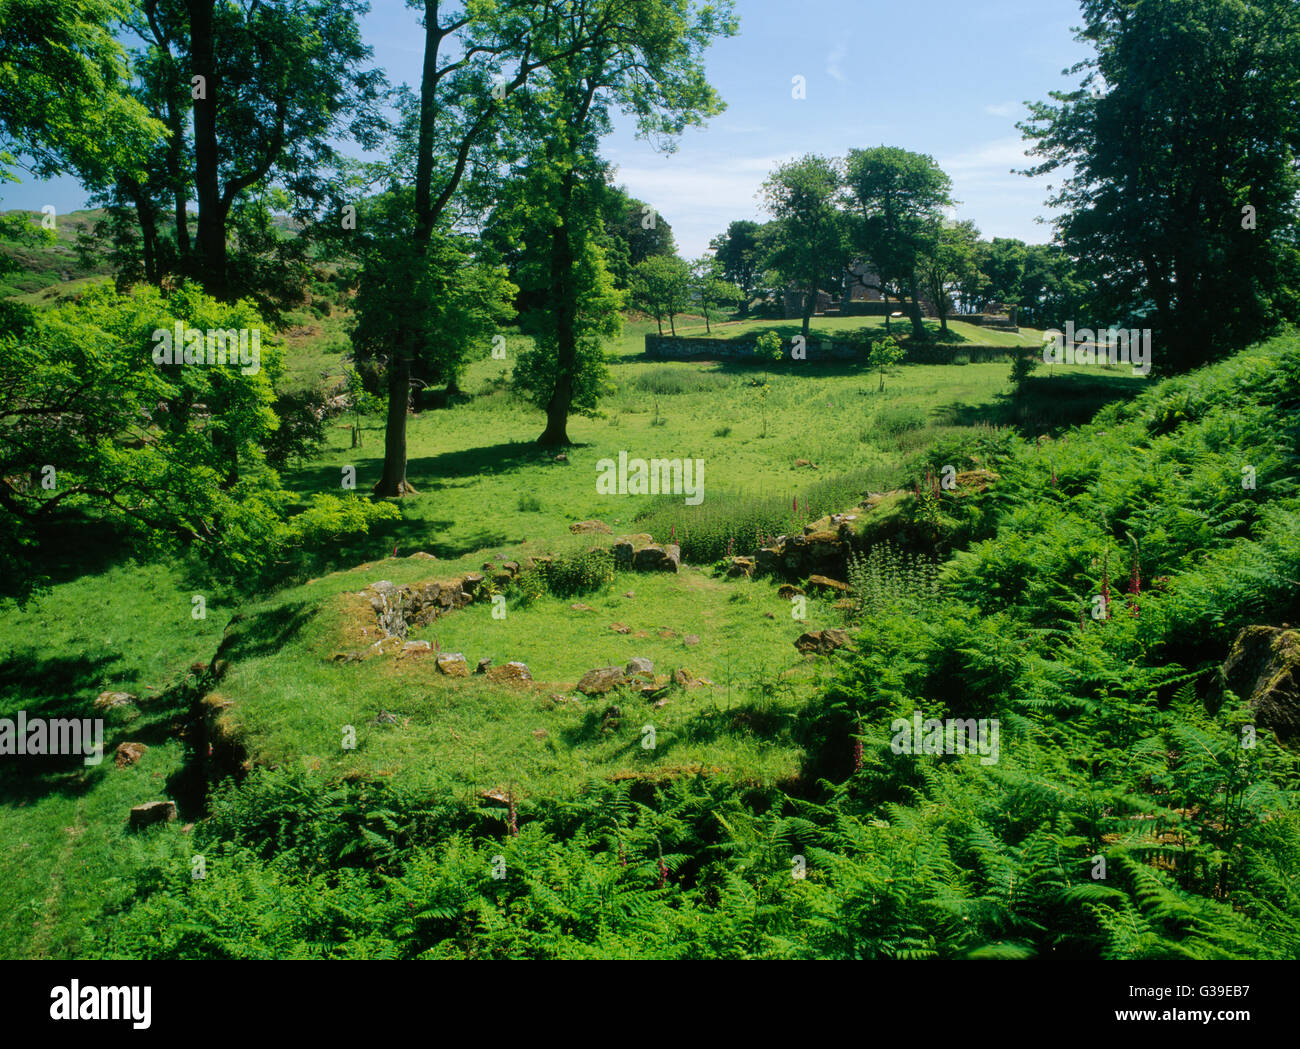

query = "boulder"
[402,640,432,654]
[487,661,533,683]
[570,520,612,534]
[129,800,177,830]
[726,557,756,578]
[795,628,851,655]
[1222,626,1300,740]
[475,657,493,674]
[778,584,805,601]
[633,544,681,573]
[436,652,470,677]
[95,691,136,712]
[460,572,486,598]
[808,574,853,595]
[577,666,627,696]
[114,742,147,769]
[613,540,636,570]
[625,657,655,677]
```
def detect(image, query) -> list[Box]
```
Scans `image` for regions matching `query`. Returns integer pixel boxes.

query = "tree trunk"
[375,355,415,495]
[802,287,815,338]
[907,274,926,340]
[539,174,578,447]
[165,92,190,262]
[128,187,160,285]
[187,0,226,298]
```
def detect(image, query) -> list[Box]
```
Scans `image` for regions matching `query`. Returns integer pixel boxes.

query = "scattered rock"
[684,634,700,646]
[577,666,627,696]
[374,710,400,724]
[658,629,678,640]
[633,544,681,573]
[487,661,533,683]
[554,453,568,462]
[795,628,851,655]
[808,574,853,595]
[1222,626,1300,740]
[625,657,655,677]
[409,551,438,560]
[794,458,819,469]
[673,668,703,688]
[610,623,632,635]
[532,729,548,740]
[114,742,147,769]
[571,603,597,613]
[570,520,612,534]
[475,657,493,674]
[624,591,636,599]
[778,584,805,601]
[436,652,470,677]
[461,572,486,598]
[402,640,432,654]
[129,800,177,830]
[726,556,755,578]
[953,469,1000,493]
[95,691,136,711]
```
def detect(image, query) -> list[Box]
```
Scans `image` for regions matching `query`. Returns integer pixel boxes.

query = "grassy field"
[0,301,1149,957]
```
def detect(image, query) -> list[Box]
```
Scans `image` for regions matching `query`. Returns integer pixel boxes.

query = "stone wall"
[646,334,856,362]
[646,333,1020,365]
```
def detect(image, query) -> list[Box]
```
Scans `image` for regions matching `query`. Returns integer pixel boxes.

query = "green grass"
[0,559,228,958]
[0,301,1149,958]
[207,563,842,798]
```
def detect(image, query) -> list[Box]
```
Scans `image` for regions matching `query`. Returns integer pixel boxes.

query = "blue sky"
[4,0,1092,258]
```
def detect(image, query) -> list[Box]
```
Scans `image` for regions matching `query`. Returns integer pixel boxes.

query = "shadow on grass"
[213,601,315,665]
[0,648,193,806]
[18,510,146,590]
[937,370,1149,435]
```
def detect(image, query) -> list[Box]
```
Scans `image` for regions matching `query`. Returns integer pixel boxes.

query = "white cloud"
[941,137,1037,182]
[826,45,848,85]
[607,153,793,258]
